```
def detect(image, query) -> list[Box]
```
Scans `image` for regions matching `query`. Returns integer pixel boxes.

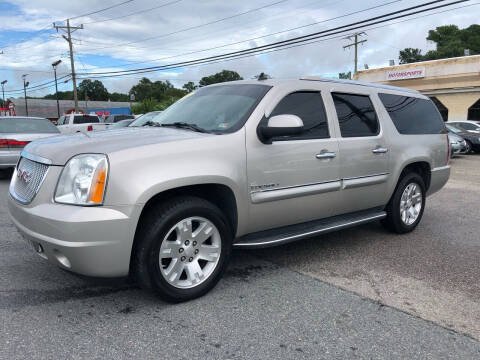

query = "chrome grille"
[11,157,49,204]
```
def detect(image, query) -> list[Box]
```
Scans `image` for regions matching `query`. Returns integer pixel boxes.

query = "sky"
[0,0,478,98]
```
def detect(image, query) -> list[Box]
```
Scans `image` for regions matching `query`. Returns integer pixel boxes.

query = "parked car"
[8,78,450,302]
[105,114,135,123]
[448,120,480,134]
[56,113,109,134]
[108,119,135,129]
[446,123,480,153]
[1,116,60,176]
[448,132,467,157]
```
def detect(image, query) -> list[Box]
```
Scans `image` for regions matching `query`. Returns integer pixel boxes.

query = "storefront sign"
[386,67,425,81]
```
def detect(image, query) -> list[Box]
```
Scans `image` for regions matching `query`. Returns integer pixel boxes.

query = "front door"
[245,90,341,233]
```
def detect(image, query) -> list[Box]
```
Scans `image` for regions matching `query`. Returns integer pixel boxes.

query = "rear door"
[326,88,390,213]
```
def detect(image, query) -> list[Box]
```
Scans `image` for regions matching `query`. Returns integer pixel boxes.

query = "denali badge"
[17,169,32,183]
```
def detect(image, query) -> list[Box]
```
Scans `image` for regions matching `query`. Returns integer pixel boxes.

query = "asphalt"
[1,156,480,359]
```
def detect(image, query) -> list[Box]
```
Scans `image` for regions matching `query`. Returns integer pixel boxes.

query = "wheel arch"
[129,183,239,274]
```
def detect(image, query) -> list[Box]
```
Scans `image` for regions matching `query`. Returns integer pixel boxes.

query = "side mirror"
[259,114,304,142]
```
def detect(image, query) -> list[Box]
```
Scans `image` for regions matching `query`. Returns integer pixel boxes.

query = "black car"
[445,124,480,153]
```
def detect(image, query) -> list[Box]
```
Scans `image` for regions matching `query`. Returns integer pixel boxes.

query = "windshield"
[130,84,271,133]
[129,111,161,125]
[0,117,60,133]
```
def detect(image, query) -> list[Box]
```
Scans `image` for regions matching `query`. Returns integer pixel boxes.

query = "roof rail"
[300,76,419,94]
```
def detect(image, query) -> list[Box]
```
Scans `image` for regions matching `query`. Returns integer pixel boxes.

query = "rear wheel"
[464,140,472,154]
[133,196,232,302]
[382,172,426,234]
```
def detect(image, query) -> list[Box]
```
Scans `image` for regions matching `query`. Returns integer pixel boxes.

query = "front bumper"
[8,196,140,277]
[0,150,21,169]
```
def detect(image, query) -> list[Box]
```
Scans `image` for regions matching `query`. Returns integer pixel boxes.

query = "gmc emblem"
[17,169,32,183]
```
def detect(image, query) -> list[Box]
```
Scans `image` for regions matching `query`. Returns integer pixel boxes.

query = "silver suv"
[8,78,450,302]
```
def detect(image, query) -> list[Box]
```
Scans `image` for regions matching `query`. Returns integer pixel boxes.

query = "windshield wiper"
[142,120,162,127]
[159,122,209,133]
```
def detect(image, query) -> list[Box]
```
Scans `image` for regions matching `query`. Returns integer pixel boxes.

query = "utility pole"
[52,60,62,118]
[1,80,6,110]
[343,32,367,76]
[22,74,29,116]
[53,19,83,112]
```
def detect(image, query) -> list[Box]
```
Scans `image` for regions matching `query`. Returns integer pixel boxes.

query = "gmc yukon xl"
[8,78,450,302]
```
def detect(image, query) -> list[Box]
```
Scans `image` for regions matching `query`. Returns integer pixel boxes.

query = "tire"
[464,140,472,154]
[382,172,426,234]
[132,196,232,302]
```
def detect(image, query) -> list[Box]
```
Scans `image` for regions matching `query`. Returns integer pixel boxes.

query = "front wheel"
[382,172,426,234]
[133,196,232,302]
[464,140,472,154]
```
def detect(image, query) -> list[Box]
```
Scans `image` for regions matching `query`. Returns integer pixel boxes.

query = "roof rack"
[300,76,419,94]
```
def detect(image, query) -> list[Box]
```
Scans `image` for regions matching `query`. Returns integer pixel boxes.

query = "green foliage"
[129,78,176,102]
[43,90,73,100]
[338,71,351,79]
[399,48,423,64]
[108,92,130,102]
[182,81,197,92]
[199,70,243,86]
[398,24,480,64]
[77,79,109,101]
[131,98,159,114]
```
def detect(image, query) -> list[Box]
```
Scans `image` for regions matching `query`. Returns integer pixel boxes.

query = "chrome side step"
[233,209,386,249]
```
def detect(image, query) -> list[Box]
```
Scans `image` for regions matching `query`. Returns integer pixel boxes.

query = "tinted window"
[263,91,329,140]
[379,93,445,134]
[73,115,99,124]
[452,122,479,131]
[0,118,60,133]
[57,116,65,125]
[332,93,379,137]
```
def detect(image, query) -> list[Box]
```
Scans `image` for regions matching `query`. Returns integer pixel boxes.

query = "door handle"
[372,147,388,154]
[316,151,336,159]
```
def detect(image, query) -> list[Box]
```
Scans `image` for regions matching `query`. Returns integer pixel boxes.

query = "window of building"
[332,93,379,137]
[265,91,329,140]
[378,93,445,135]
[468,99,480,121]
[430,97,448,122]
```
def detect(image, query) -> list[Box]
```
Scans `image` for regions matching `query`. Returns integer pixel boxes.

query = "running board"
[233,209,386,249]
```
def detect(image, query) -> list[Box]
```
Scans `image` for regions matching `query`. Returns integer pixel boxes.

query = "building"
[354,55,480,122]
[4,98,134,120]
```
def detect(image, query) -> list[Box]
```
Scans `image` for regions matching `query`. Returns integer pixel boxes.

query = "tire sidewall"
[145,200,232,302]
[391,173,426,233]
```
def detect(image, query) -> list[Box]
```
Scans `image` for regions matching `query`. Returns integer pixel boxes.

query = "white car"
[56,113,111,134]
[447,120,480,134]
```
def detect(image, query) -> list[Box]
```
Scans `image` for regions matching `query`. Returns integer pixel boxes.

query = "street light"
[22,74,29,116]
[52,59,62,118]
[1,80,7,111]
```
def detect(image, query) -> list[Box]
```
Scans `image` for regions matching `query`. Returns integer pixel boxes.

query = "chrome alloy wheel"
[400,183,422,226]
[159,217,221,289]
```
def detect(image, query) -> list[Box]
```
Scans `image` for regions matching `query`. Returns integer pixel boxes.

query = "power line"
[77,0,466,77]
[68,0,134,21]
[83,0,184,24]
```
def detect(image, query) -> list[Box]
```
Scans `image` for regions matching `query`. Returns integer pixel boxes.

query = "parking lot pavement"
[1,158,480,359]
[258,154,480,341]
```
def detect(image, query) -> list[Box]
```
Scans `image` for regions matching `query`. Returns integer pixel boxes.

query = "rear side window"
[267,91,329,140]
[332,93,379,137]
[73,115,99,124]
[0,118,60,133]
[378,93,445,134]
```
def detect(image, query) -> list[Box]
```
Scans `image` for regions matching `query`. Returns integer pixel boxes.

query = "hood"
[448,133,464,142]
[23,127,212,165]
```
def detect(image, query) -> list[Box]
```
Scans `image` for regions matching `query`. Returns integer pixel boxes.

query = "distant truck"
[56,113,110,134]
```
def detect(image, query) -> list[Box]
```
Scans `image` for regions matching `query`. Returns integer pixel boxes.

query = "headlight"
[55,154,109,205]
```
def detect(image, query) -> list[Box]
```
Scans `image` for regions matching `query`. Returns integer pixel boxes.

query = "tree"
[131,98,159,114]
[109,92,129,102]
[199,70,243,86]
[182,81,197,92]
[253,72,271,80]
[43,90,73,100]
[398,24,480,63]
[338,71,351,79]
[129,78,176,102]
[77,79,109,101]
[399,48,423,64]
